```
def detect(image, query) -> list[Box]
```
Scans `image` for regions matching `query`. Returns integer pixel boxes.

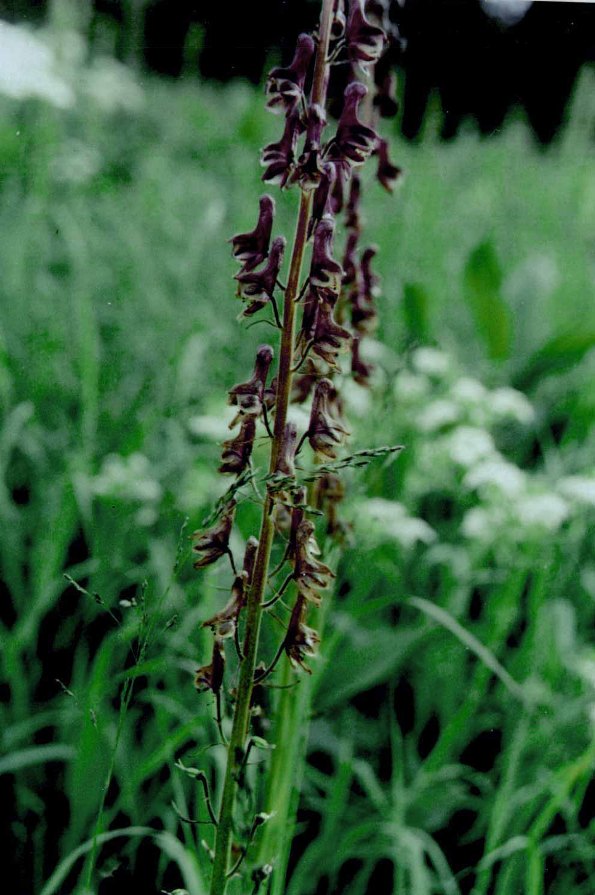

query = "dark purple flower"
[373,71,399,119]
[308,378,349,458]
[229,195,275,272]
[351,335,375,386]
[284,595,320,672]
[291,368,318,404]
[327,82,378,169]
[361,245,381,298]
[309,161,342,237]
[265,33,315,116]
[261,112,303,186]
[345,173,362,231]
[235,236,286,315]
[192,501,236,569]
[219,417,257,475]
[297,286,321,350]
[194,637,225,693]
[312,301,352,368]
[288,104,327,191]
[375,138,402,193]
[346,0,387,69]
[342,230,359,287]
[310,217,343,298]
[330,0,347,40]
[228,344,274,420]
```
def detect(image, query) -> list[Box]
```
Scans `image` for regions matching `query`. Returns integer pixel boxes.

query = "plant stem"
[208,5,334,891]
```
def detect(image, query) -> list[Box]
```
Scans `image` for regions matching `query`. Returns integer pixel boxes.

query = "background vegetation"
[1,16,594,895]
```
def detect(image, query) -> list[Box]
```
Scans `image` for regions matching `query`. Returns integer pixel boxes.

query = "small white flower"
[462,506,502,541]
[417,399,460,432]
[490,387,535,424]
[411,347,450,377]
[393,370,430,402]
[515,493,569,531]
[557,476,595,507]
[0,21,74,107]
[464,457,526,497]
[450,377,488,405]
[92,453,162,503]
[360,498,437,549]
[447,426,495,467]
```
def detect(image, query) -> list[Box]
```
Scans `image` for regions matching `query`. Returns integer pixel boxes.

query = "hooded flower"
[342,230,360,287]
[274,422,299,479]
[294,519,335,604]
[228,344,274,421]
[310,217,344,298]
[194,636,225,693]
[375,138,402,193]
[350,246,379,334]
[327,82,378,170]
[242,535,259,585]
[331,0,347,39]
[373,70,399,118]
[261,112,303,186]
[345,173,362,231]
[202,571,247,640]
[192,501,236,569]
[265,33,315,115]
[312,301,352,368]
[288,104,327,191]
[346,0,387,70]
[309,161,342,237]
[351,335,375,386]
[229,195,275,272]
[235,236,286,315]
[308,378,349,458]
[284,596,320,672]
[219,416,256,475]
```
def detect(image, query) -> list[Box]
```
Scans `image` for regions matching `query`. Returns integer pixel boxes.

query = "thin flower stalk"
[190,2,401,892]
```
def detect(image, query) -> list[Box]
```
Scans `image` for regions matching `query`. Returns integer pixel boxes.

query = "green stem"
[208,145,313,895]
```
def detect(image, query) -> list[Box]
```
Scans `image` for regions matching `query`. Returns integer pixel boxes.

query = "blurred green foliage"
[0,27,594,895]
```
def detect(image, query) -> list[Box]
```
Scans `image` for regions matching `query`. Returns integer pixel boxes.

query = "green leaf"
[514,329,595,391]
[463,241,512,360]
[0,743,75,775]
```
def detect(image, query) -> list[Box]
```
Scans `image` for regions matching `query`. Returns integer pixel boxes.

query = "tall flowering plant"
[190,2,402,892]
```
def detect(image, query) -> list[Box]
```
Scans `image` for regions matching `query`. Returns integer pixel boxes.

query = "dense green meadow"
[1,31,594,895]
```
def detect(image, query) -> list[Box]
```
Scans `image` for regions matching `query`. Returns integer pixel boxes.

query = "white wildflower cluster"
[389,348,595,550]
[355,497,437,550]
[0,20,144,113]
[89,453,162,526]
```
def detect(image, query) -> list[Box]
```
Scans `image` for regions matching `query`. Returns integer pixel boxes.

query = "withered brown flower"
[294,519,335,604]
[194,636,225,693]
[308,378,349,458]
[284,596,320,673]
[202,572,247,640]
[192,501,236,569]
[228,344,274,421]
[219,417,257,475]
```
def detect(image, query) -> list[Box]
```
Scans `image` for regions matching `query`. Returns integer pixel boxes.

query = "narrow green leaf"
[463,241,512,360]
[0,743,75,775]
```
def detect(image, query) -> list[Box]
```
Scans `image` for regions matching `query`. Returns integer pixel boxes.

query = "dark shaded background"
[3,0,595,142]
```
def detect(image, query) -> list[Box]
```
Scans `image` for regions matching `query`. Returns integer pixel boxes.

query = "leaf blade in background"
[463,240,512,360]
